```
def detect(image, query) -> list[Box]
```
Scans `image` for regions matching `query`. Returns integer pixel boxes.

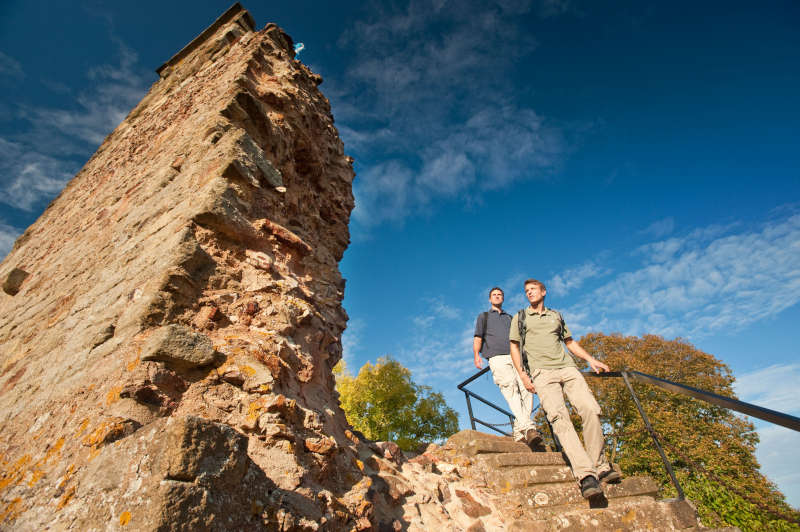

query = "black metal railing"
[459,366,800,505]
[589,369,800,502]
[457,367,557,442]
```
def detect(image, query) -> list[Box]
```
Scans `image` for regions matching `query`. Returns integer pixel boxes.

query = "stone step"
[476,451,567,468]
[484,464,574,491]
[465,438,532,456]
[508,475,659,513]
[507,498,707,531]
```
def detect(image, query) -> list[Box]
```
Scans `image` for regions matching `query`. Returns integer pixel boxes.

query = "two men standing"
[473,287,541,445]
[474,279,620,499]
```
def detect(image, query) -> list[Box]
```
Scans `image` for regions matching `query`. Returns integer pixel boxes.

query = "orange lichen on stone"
[240,365,257,376]
[0,454,31,491]
[245,399,265,424]
[43,438,65,465]
[0,498,23,524]
[126,357,140,372]
[58,464,75,489]
[120,510,132,525]
[106,385,123,406]
[75,418,90,436]
[57,485,76,509]
[27,469,44,487]
[82,423,111,448]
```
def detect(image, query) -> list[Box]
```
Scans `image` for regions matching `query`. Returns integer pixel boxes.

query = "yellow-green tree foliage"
[576,333,800,531]
[334,356,459,451]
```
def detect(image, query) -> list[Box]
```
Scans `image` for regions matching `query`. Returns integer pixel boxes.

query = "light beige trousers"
[531,366,610,481]
[488,355,535,439]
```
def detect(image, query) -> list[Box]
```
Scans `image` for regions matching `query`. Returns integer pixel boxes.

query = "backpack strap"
[477,311,488,353]
[516,309,531,377]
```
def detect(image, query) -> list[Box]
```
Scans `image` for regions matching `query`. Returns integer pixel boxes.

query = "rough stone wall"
[0,6,367,529]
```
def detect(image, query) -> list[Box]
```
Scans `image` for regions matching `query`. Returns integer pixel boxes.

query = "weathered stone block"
[142,324,218,369]
[163,416,249,486]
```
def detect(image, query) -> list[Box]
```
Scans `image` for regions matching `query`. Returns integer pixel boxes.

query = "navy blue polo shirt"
[474,308,513,358]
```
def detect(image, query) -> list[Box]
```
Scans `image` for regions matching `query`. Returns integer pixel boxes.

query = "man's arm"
[564,338,610,373]
[510,341,535,392]
[473,337,483,369]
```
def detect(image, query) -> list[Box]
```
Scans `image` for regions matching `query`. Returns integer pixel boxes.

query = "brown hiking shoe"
[599,467,622,484]
[525,428,543,446]
[580,475,603,498]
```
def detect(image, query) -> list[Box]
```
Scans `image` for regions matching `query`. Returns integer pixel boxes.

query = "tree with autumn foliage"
[571,333,800,531]
[333,356,459,451]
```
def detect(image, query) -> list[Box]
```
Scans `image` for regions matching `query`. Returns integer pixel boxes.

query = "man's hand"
[588,357,610,373]
[521,374,535,393]
[474,354,483,369]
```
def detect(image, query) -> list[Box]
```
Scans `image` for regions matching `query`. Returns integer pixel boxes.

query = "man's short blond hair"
[524,279,546,292]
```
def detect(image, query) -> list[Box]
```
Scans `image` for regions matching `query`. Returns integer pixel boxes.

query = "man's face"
[489,289,504,306]
[525,283,546,304]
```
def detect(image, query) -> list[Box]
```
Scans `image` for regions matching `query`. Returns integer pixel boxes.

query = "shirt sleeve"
[561,317,572,341]
[474,314,484,338]
[509,313,521,343]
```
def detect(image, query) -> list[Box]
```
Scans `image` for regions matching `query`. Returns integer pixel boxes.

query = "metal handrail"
[618,370,800,432]
[457,367,514,436]
[457,366,556,442]
[586,369,800,502]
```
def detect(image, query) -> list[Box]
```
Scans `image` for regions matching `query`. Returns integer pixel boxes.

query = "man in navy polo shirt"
[474,287,541,444]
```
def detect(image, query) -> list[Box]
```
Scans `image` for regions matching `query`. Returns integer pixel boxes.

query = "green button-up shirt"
[509,307,575,370]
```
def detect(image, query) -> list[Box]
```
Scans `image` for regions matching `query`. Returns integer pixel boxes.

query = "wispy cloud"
[0,51,24,80]
[548,260,611,297]
[341,317,365,368]
[333,0,568,228]
[734,363,800,415]
[18,41,149,149]
[564,213,800,338]
[0,220,21,260]
[412,296,462,329]
[734,363,800,506]
[638,217,675,239]
[1,40,150,212]
[0,139,76,211]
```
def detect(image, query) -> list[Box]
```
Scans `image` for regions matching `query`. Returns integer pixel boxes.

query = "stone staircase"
[436,430,738,531]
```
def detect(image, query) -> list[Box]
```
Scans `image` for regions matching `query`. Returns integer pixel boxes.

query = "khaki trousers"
[531,366,609,481]
[488,355,535,439]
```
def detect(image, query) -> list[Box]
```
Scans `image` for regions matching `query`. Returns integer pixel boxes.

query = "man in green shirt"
[509,278,621,499]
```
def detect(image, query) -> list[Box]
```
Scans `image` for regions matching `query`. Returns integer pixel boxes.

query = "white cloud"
[565,214,800,339]
[341,317,365,369]
[639,217,675,239]
[0,51,24,80]
[21,42,149,147]
[412,296,462,330]
[0,139,76,211]
[0,41,150,212]
[548,261,610,296]
[335,0,565,228]
[735,363,800,507]
[0,221,21,260]
[748,424,800,507]
[734,363,800,416]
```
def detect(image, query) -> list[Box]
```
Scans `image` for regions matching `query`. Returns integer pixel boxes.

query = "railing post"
[621,371,685,500]
[544,416,561,452]
[464,390,476,430]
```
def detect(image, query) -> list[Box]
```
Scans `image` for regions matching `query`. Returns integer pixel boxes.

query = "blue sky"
[1,0,799,506]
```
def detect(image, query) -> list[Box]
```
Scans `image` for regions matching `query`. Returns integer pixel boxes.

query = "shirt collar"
[525,306,550,316]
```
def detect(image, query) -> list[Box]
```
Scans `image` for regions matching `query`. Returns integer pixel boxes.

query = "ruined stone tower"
[0,4,366,529]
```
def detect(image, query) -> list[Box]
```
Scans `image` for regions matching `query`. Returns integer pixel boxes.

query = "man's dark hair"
[523,279,546,292]
[489,286,504,296]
